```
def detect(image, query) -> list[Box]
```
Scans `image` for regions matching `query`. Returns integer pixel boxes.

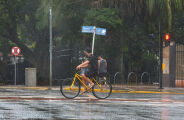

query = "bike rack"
[113,72,120,84]
[114,72,151,86]
[140,72,151,84]
[127,72,137,86]
[113,72,125,86]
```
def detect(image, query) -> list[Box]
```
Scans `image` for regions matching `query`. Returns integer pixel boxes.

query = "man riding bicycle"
[76,47,98,93]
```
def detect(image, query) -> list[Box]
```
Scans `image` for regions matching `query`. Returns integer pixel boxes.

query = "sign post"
[92,26,96,54]
[15,56,16,85]
[82,26,106,54]
[11,46,21,85]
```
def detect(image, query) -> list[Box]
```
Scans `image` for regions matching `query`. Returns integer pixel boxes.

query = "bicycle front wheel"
[92,79,112,99]
[60,78,81,99]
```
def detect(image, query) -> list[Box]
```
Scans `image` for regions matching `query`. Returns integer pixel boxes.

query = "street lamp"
[49,0,53,89]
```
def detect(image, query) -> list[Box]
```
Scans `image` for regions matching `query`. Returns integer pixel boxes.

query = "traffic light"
[164,33,170,46]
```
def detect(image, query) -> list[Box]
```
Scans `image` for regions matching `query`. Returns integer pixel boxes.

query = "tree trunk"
[166,0,172,31]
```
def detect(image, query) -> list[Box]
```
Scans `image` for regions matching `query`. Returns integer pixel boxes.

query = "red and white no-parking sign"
[11,47,21,56]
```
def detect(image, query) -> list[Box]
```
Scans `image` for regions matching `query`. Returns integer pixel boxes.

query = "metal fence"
[6,61,30,85]
[52,48,81,85]
[176,44,184,87]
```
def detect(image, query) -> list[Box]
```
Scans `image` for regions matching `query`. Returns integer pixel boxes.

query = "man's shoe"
[80,83,94,95]
[88,83,94,90]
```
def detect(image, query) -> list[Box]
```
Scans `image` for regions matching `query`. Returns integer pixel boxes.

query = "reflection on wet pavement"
[0,89,184,119]
[0,99,184,120]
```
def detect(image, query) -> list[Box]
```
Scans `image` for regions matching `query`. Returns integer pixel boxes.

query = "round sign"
[11,47,21,56]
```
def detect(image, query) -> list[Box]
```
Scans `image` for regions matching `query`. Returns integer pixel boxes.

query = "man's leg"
[81,74,88,91]
[81,74,94,88]
[80,74,94,94]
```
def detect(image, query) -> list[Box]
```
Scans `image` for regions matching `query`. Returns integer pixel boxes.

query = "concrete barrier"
[25,68,37,87]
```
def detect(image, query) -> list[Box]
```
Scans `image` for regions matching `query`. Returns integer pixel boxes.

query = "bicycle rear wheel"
[92,78,112,99]
[60,78,81,99]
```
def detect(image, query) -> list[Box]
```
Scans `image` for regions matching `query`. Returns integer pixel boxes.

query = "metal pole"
[49,6,52,89]
[92,26,96,54]
[15,56,16,85]
[159,21,163,89]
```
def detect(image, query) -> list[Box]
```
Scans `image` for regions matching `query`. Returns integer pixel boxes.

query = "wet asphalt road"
[0,88,184,120]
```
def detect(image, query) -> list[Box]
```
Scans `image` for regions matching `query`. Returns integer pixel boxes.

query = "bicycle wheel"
[60,78,81,99]
[92,77,112,99]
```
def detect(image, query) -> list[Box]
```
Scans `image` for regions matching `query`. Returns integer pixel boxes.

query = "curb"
[111,90,184,94]
[0,86,49,90]
[1,86,184,95]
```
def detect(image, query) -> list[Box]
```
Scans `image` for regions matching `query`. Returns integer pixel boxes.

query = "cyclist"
[98,55,107,78]
[76,47,98,93]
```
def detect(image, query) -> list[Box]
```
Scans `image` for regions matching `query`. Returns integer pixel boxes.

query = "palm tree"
[91,0,184,31]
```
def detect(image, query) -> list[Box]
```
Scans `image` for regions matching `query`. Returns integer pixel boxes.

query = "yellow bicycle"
[60,71,112,99]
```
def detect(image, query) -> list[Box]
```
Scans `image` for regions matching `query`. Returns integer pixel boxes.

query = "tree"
[0,0,91,85]
[0,0,50,85]
[0,0,184,85]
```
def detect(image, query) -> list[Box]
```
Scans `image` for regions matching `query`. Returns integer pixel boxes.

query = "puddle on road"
[51,100,184,120]
[0,98,184,119]
[0,107,11,111]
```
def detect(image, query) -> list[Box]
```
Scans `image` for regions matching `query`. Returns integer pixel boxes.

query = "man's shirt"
[88,54,98,73]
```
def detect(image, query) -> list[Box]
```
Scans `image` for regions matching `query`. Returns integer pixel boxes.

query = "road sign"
[96,28,106,35]
[82,26,107,54]
[11,46,21,86]
[11,47,21,56]
[82,26,94,33]
[82,26,106,35]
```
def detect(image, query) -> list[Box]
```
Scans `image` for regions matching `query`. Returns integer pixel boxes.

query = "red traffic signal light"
[164,33,170,41]
[164,33,170,46]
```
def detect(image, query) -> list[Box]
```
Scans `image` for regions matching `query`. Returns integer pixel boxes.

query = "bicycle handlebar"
[73,68,81,74]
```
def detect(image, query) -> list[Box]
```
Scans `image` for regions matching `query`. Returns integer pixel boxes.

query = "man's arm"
[79,63,89,68]
[76,60,89,69]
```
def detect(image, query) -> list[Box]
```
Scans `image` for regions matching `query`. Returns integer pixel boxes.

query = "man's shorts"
[80,68,88,75]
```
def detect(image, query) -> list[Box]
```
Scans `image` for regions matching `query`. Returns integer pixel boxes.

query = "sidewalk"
[112,85,184,94]
[0,85,184,94]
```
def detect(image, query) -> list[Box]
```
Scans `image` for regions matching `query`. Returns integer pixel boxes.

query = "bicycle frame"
[70,73,102,90]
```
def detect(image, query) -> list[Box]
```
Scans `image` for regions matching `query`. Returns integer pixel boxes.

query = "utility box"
[25,68,37,87]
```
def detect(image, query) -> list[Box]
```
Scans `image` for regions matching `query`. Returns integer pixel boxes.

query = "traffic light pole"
[159,38,163,89]
[159,22,163,89]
